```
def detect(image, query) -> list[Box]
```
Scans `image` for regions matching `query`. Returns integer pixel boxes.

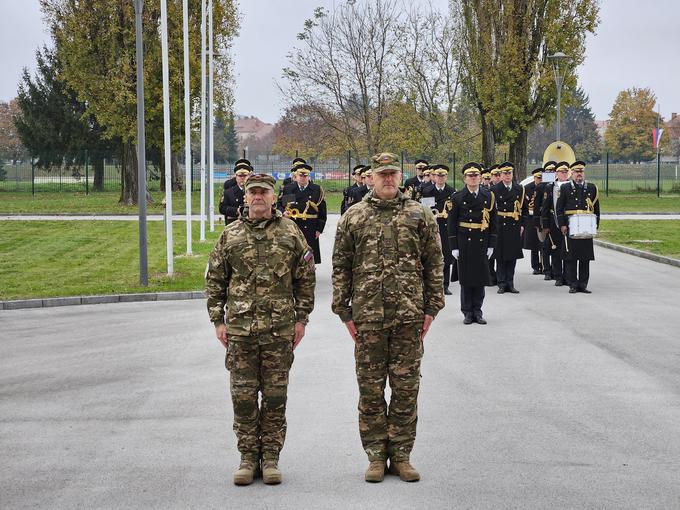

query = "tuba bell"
[543,141,575,166]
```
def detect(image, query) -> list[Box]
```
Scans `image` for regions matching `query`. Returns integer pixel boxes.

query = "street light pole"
[548,52,567,142]
[133,0,148,286]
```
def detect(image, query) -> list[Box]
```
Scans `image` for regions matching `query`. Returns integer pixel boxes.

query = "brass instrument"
[543,141,575,166]
[433,199,452,219]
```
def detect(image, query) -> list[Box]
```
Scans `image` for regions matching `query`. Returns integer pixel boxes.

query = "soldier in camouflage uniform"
[332,152,445,483]
[206,173,316,486]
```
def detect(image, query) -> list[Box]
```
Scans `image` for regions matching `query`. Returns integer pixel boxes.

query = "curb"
[1,291,206,311]
[595,240,680,268]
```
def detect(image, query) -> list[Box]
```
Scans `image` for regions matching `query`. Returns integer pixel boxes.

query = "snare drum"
[568,213,597,239]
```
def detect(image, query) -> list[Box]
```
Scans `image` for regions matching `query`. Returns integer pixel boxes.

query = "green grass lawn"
[597,220,680,259]
[1,189,679,215]
[0,221,221,301]
[0,190,346,215]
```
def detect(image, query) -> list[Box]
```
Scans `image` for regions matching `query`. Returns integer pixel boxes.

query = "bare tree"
[397,4,463,159]
[280,1,402,158]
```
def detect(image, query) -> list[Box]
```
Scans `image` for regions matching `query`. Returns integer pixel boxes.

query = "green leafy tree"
[457,0,599,176]
[14,47,115,190]
[41,0,239,204]
[605,87,666,163]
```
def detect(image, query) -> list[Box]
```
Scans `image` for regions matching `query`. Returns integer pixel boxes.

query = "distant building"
[595,119,609,139]
[235,115,273,143]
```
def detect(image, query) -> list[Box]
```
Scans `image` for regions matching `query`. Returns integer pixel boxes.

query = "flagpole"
[208,0,215,232]
[182,0,192,255]
[657,103,661,197]
[199,0,206,241]
[160,0,173,275]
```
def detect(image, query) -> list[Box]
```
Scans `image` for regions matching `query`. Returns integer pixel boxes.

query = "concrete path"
[1,213,680,221]
[2,216,680,509]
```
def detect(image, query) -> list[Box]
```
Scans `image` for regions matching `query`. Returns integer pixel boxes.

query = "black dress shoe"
[554,280,564,287]
[532,270,541,275]
[569,287,578,293]
[444,287,452,295]
[497,287,506,294]
[463,315,474,325]
[508,287,520,294]
[580,288,592,294]
[474,315,487,325]
[490,279,497,286]
[544,274,553,281]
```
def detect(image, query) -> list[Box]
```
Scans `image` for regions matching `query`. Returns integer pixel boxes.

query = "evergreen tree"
[226,114,238,163]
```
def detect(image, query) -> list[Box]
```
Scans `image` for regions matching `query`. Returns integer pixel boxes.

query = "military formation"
[208,151,600,486]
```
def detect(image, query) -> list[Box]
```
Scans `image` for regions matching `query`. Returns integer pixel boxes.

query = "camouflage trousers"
[354,322,424,462]
[226,336,294,461]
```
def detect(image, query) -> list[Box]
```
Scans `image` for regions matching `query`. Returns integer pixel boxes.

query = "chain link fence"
[2,151,679,195]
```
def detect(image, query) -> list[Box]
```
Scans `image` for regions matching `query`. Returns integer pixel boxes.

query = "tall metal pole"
[199,0,207,240]
[657,103,661,198]
[208,0,215,232]
[549,52,567,142]
[182,0,192,254]
[160,0,173,275]
[134,0,148,286]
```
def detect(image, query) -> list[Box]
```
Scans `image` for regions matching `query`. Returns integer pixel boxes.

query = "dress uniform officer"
[404,159,428,199]
[224,158,252,192]
[491,162,527,294]
[481,169,492,190]
[556,161,600,293]
[486,164,501,285]
[347,166,373,207]
[341,165,365,214]
[523,167,544,274]
[277,164,327,264]
[533,160,557,279]
[282,157,306,187]
[412,167,432,202]
[421,165,457,295]
[448,162,497,324]
[540,161,571,287]
[219,163,252,225]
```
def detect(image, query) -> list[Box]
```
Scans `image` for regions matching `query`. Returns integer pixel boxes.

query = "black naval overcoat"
[403,175,424,199]
[277,181,327,264]
[447,187,498,287]
[421,182,456,266]
[522,181,541,250]
[540,181,568,248]
[347,184,370,207]
[340,182,359,214]
[223,177,237,191]
[491,181,527,261]
[219,184,245,225]
[556,181,600,261]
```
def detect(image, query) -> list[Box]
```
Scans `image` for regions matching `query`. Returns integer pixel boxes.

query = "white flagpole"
[208,0,215,232]
[160,0,173,274]
[199,0,206,241]
[182,0,192,255]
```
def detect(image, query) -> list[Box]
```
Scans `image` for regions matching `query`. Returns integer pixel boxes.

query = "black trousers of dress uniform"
[566,260,590,289]
[550,235,568,283]
[443,263,451,289]
[530,249,540,271]
[461,286,485,317]
[487,255,497,285]
[496,260,517,289]
[542,239,553,276]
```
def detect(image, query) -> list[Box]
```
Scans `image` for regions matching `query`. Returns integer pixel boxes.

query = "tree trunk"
[509,129,528,180]
[93,153,104,192]
[119,141,138,205]
[480,112,496,167]
[171,154,183,191]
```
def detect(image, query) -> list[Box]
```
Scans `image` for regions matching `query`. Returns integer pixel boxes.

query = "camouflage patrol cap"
[244,173,276,191]
[371,152,401,173]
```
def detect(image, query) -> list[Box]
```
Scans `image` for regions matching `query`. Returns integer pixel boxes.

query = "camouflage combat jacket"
[206,209,316,340]
[332,190,445,330]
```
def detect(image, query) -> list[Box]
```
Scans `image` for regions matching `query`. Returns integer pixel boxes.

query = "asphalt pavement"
[1,215,680,509]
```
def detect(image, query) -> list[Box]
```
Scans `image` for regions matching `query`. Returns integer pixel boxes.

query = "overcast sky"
[1,0,678,123]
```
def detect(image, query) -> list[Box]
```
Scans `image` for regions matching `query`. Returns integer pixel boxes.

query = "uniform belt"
[459,221,483,229]
[565,209,593,216]
[497,211,520,220]
[289,211,318,220]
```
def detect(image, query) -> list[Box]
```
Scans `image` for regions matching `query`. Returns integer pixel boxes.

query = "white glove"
[452,249,459,259]
[487,248,494,258]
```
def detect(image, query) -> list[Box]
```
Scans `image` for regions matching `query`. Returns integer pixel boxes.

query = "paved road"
[2,216,680,509]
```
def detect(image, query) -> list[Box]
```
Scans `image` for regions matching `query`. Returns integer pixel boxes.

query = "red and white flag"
[653,128,664,148]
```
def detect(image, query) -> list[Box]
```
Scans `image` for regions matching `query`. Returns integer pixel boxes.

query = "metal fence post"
[400,151,405,183]
[85,150,89,195]
[31,158,35,195]
[347,150,351,187]
[605,152,609,197]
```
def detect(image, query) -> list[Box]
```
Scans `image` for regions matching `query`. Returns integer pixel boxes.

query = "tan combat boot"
[364,460,386,483]
[233,459,259,486]
[389,460,420,482]
[262,459,282,485]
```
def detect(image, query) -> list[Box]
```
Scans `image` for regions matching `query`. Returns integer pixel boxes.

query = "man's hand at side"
[215,323,228,348]
[344,320,358,345]
[293,322,306,350]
